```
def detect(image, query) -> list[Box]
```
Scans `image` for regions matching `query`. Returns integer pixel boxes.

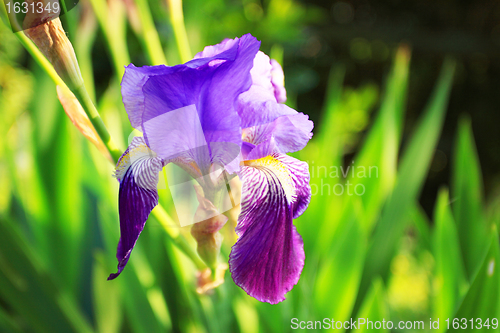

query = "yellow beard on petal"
[244,155,296,204]
[115,142,156,180]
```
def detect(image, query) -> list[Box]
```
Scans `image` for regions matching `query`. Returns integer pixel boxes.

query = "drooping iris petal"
[279,154,311,218]
[229,154,310,304]
[108,137,164,280]
[242,113,313,157]
[121,34,260,174]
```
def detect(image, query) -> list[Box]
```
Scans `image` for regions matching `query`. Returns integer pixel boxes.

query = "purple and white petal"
[270,59,287,103]
[237,53,293,129]
[108,137,164,280]
[194,38,238,59]
[121,64,173,129]
[237,87,296,129]
[244,136,280,161]
[249,51,273,93]
[229,154,309,304]
[242,113,313,156]
[277,154,311,218]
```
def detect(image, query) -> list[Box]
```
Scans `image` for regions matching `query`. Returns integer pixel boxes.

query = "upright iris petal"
[237,51,296,129]
[123,34,260,174]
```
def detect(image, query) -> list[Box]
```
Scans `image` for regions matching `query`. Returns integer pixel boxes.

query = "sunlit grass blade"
[315,64,345,167]
[92,252,123,333]
[32,97,87,296]
[451,227,500,328]
[159,242,202,332]
[357,278,389,333]
[122,259,168,333]
[353,58,456,315]
[88,0,131,79]
[298,64,345,245]
[452,117,488,280]
[167,0,192,63]
[134,0,168,65]
[233,298,259,333]
[0,216,93,333]
[74,1,99,101]
[432,188,468,330]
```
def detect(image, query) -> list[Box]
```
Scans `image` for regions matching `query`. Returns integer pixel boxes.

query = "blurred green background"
[0,0,500,332]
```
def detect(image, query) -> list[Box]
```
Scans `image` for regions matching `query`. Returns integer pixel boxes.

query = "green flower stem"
[2,2,20,31]
[15,31,65,86]
[73,86,122,162]
[15,31,205,272]
[167,0,192,63]
[134,0,168,65]
[152,205,207,270]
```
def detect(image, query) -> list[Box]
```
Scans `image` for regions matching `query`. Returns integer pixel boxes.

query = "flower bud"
[23,3,84,90]
[190,190,227,270]
[196,263,228,294]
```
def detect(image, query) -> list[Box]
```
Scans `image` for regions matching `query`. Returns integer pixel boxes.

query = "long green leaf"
[354,58,456,315]
[0,216,93,333]
[92,252,123,333]
[432,188,468,331]
[348,45,411,231]
[452,117,488,280]
[313,202,366,325]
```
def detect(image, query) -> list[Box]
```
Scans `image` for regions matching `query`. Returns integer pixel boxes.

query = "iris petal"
[108,137,164,280]
[237,52,290,128]
[270,59,287,103]
[121,64,172,129]
[279,155,311,218]
[242,113,313,157]
[229,154,309,303]
[129,34,260,175]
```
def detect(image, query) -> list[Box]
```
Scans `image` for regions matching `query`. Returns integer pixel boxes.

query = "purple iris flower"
[109,34,313,304]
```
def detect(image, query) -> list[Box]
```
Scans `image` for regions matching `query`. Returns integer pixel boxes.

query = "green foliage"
[1,1,500,332]
[452,118,489,280]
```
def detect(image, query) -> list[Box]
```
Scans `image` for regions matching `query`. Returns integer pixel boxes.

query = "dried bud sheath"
[23,2,84,90]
